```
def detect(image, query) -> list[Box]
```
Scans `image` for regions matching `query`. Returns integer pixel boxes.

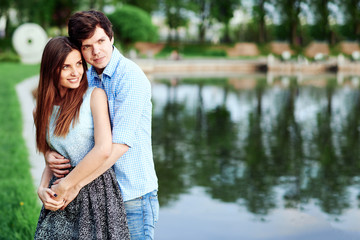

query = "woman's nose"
[71,68,80,76]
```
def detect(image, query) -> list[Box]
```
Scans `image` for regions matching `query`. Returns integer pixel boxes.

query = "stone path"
[16,75,44,188]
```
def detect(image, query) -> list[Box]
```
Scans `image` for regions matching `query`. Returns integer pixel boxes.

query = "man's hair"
[68,10,113,48]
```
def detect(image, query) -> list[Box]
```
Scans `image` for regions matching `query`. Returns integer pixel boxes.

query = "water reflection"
[151,74,360,239]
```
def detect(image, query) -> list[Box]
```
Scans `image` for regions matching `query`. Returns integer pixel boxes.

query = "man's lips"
[93,56,105,63]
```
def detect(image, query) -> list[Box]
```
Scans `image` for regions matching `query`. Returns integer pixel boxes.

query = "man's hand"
[45,151,71,178]
[37,186,64,211]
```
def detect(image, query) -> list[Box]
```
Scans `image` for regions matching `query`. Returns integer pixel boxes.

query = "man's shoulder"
[115,57,146,79]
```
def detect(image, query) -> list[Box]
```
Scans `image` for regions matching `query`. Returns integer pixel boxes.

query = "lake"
[150,73,360,240]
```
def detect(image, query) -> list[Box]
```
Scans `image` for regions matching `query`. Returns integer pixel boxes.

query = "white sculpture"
[12,23,48,64]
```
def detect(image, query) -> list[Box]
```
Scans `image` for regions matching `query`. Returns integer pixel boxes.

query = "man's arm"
[54,143,128,209]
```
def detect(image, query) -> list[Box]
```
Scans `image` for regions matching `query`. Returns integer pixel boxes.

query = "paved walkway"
[16,75,44,188]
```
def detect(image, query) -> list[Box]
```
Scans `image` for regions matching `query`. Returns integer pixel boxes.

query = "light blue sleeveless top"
[47,87,96,166]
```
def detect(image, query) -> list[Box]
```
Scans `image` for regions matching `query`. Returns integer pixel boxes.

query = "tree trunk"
[258,0,266,44]
[291,20,298,46]
[259,20,266,43]
[198,23,206,43]
[222,23,231,43]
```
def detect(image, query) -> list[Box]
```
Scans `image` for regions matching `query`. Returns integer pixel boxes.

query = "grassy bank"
[0,63,41,240]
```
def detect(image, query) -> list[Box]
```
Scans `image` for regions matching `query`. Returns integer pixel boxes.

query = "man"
[46,10,159,240]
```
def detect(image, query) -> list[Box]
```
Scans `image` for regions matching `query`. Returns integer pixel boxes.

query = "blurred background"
[2,1,360,240]
[2,0,360,59]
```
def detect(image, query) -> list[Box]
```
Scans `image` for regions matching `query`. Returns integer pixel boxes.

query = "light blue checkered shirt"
[87,46,158,201]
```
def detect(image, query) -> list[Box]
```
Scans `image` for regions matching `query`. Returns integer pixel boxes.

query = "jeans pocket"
[149,191,159,224]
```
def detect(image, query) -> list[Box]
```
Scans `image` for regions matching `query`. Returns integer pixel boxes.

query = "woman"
[33,36,129,239]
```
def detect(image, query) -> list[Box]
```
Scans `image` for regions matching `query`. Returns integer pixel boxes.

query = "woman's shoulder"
[91,87,106,99]
[90,87,107,106]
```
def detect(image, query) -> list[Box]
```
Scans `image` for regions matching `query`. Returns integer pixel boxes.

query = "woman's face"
[58,49,84,97]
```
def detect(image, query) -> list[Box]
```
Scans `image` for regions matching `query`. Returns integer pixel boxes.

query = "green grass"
[0,63,41,240]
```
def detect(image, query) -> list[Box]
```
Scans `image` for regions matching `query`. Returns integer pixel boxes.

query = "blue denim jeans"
[124,190,159,240]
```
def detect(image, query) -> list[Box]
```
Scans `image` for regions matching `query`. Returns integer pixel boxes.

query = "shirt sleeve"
[111,63,151,147]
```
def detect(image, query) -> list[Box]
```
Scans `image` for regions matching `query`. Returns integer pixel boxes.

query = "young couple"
[33,10,158,240]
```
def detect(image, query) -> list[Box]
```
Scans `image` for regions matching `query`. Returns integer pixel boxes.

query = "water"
[150,74,360,240]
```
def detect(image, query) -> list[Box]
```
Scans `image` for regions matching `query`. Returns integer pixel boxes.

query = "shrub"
[107,5,158,47]
[0,51,20,62]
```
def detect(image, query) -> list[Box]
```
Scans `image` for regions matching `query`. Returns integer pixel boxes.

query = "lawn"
[0,63,41,240]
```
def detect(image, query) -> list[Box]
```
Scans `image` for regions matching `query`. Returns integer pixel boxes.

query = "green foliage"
[0,37,13,51]
[338,23,359,41]
[0,51,20,62]
[210,0,240,42]
[107,5,158,46]
[233,21,264,42]
[13,0,80,28]
[0,63,41,239]
[338,0,360,41]
[306,0,332,42]
[156,43,227,58]
[122,0,159,13]
[161,0,190,30]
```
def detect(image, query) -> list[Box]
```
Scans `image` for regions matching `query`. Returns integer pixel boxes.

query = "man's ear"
[111,37,114,45]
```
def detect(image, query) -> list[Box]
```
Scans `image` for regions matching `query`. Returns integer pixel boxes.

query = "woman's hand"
[37,186,64,211]
[51,179,81,210]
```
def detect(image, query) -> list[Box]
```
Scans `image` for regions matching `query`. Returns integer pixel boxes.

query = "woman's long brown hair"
[34,36,88,154]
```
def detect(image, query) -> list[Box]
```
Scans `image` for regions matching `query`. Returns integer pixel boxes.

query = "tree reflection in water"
[151,75,360,221]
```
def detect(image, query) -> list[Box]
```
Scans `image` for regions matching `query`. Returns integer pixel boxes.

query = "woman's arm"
[51,88,112,200]
[37,165,64,211]
[54,143,128,209]
[77,143,128,188]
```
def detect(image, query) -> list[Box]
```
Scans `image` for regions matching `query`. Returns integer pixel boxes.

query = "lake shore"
[133,56,360,78]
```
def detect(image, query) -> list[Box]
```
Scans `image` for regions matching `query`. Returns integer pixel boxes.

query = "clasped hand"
[38,179,80,211]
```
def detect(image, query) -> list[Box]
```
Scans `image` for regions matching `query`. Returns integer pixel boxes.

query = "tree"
[188,0,212,43]
[107,5,158,46]
[336,0,360,40]
[14,0,81,29]
[252,0,269,43]
[271,0,303,46]
[306,0,334,43]
[210,0,241,43]
[122,0,159,13]
[0,0,11,39]
[160,0,189,42]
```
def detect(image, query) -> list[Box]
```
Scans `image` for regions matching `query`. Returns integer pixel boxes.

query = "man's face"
[81,26,114,74]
